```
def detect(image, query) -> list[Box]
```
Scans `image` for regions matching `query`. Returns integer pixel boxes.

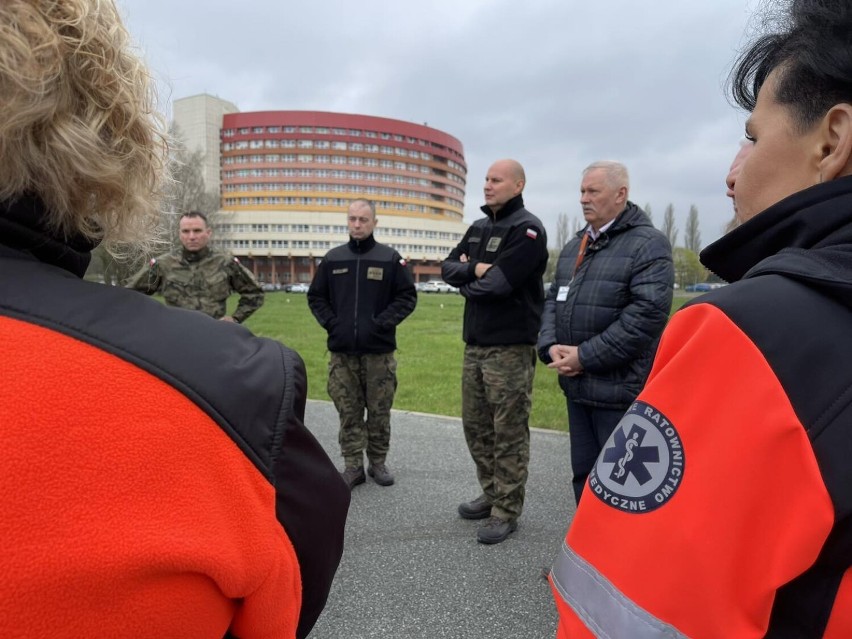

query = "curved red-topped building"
[204,106,468,285]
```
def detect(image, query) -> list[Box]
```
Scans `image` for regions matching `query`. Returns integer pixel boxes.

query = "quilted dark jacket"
[537,202,673,408]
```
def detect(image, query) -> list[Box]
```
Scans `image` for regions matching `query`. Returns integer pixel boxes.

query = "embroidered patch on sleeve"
[399,258,407,267]
[589,400,685,513]
[526,228,538,240]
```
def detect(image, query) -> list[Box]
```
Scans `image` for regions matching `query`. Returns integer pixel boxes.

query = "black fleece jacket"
[307,234,416,354]
[441,194,548,346]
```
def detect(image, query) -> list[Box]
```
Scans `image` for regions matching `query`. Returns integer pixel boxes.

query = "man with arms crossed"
[442,159,548,544]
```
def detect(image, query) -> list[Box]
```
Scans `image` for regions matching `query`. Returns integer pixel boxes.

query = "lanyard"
[572,233,590,278]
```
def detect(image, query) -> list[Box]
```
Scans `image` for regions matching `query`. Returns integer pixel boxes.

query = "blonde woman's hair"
[0,0,169,255]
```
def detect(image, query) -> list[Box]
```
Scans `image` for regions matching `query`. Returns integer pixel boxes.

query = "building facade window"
[219,111,466,267]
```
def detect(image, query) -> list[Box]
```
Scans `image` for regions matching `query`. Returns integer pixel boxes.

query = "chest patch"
[367,267,384,281]
[589,400,685,514]
[332,268,349,275]
[486,237,502,252]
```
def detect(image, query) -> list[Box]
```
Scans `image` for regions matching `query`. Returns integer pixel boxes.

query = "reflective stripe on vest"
[551,541,688,639]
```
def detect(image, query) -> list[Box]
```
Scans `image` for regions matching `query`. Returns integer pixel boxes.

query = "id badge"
[556,285,569,302]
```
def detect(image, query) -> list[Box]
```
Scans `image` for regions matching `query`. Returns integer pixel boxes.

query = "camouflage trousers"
[328,352,398,468]
[461,344,536,520]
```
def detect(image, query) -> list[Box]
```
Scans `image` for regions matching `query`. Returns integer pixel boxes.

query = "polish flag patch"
[399,258,408,267]
[526,228,538,239]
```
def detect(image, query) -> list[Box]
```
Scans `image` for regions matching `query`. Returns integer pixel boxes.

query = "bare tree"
[545,213,585,283]
[684,205,701,253]
[544,248,560,284]
[162,124,222,252]
[662,204,678,248]
[89,124,222,284]
[554,212,570,249]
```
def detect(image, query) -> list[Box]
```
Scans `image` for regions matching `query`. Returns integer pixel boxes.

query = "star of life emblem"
[589,400,685,513]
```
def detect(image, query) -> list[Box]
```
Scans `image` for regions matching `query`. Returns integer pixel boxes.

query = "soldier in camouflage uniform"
[127,211,263,323]
[441,159,548,545]
[308,199,416,490]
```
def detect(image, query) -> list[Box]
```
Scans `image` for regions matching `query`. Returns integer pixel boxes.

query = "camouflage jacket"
[127,247,264,323]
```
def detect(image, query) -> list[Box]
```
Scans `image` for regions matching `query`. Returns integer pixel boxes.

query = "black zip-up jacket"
[308,234,416,354]
[441,195,548,346]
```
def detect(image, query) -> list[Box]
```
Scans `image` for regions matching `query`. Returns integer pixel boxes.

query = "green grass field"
[240,292,691,431]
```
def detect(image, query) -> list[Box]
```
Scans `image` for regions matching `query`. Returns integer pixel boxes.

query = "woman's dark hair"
[730,0,852,131]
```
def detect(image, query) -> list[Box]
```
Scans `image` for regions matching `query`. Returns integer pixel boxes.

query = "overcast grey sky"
[118,0,758,248]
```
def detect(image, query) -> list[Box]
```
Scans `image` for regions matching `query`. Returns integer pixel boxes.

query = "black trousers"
[566,400,628,505]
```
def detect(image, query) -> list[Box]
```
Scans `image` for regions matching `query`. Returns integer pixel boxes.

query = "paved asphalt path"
[304,400,576,639]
